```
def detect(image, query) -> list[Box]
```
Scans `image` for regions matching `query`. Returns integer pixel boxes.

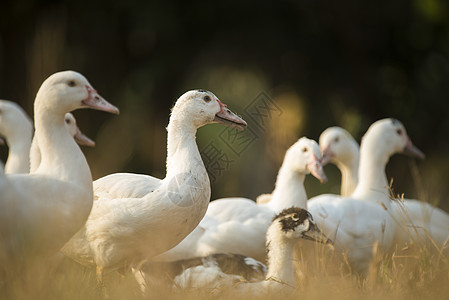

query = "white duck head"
[361,118,425,163]
[319,126,360,167]
[283,137,327,183]
[34,71,119,115]
[266,137,327,212]
[170,89,247,131]
[64,113,95,147]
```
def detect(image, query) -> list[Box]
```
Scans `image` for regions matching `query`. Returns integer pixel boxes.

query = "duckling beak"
[403,138,425,160]
[302,223,333,245]
[307,154,328,183]
[74,126,95,147]
[82,85,120,115]
[213,100,247,131]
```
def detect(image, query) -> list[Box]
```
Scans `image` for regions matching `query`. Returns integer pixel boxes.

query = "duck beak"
[302,223,333,245]
[74,126,95,147]
[307,154,328,183]
[403,138,425,160]
[82,85,120,115]
[320,146,334,166]
[213,99,247,131]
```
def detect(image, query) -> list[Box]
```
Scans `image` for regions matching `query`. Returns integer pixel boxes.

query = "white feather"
[155,137,326,262]
[62,90,247,276]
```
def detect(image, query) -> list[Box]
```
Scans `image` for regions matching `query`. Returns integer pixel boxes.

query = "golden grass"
[2,179,448,300]
[1,236,447,300]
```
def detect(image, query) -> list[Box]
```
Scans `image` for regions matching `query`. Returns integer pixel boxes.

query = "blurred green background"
[1,0,448,211]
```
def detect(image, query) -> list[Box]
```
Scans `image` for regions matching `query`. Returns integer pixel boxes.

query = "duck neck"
[267,163,307,213]
[4,132,32,174]
[265,226,297,287]
[29,137,41,173]
[337,149,359,197]
[33,105,92,188]
[163,116,211,229]
[166,118,206,178]
[352,141,389,206]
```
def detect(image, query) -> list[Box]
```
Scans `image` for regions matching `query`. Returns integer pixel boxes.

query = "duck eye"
[302,147,308,153]
[65,118,71,124]
[67,80,76,87]
[396,129,402,135]
[203,95,211,102]
[292,213,300,221]
[334,137,339,143]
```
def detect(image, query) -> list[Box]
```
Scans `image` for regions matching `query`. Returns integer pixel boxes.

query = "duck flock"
[0,70,448,297]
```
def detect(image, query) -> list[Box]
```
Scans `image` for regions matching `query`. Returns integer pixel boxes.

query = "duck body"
[0,71,119,269]
[317,125,449,253]
[3,171,93,258]
[134,253,267,292]
[156,137,327,262]
[308,119,426,274]
[66,159,211,269]
[392,199,449,250]
[309,195,393,273]
[189,200,273,261]
[62,90,247,274]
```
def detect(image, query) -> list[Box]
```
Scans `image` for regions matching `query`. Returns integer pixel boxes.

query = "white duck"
[318,126,449,252]
[29,112,95,172]
[0,100,33,174]
[0,71,119,270]
[255,127,358,203]
[61,90,247,281]
[155,137,327,262]
[307,119,425,274]
[134,207,332,296]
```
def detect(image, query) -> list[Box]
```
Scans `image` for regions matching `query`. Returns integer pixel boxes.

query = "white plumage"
[61,90,247,281]
[155,137,327,262]
[134,253,267,293]
[29,112,95,173]
[0,71,119,272]
[0,100,33,174]
[319,126,360,197]
[308,119,425,274]
[0,99,94,174]
[317,125,449,252]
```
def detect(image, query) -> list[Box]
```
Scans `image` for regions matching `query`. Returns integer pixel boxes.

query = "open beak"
[320,146,334,166]
[82,85,120,115]
[74,126,95,147]
[302,222,333,245]
[307,154,328,183]
[213,100,247,131]
[403,138,425,160]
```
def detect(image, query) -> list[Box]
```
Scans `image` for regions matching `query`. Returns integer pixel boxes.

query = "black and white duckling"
[134,207,332,296]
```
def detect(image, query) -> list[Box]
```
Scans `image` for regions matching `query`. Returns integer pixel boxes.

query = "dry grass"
[1,236,447,300]
[2,177,448,300]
